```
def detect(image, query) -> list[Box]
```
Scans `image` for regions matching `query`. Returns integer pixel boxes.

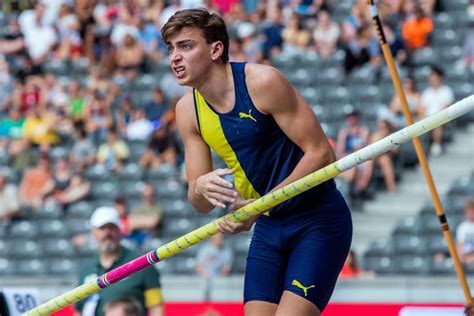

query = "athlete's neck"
[194,62,234,112]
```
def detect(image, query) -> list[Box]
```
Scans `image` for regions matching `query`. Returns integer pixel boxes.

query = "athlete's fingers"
[210,174,234,189]
[214,168,233,177]
[217,219,235,234]
[208,197,226,209]
[207,184,237,199]
[207,191,235,204]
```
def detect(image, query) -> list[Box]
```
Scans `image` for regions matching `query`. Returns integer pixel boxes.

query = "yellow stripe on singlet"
[193,89,262,204]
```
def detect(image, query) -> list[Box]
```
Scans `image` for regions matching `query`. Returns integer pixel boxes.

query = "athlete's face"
[166,27,218,86]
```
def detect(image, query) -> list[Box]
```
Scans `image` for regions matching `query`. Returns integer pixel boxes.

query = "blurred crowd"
[0,0,473,281]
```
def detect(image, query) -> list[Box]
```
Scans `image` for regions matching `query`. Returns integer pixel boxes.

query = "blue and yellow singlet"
[193,62,336,217]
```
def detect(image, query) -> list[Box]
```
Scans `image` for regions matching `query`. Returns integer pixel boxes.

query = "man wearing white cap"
[75,206,164,316]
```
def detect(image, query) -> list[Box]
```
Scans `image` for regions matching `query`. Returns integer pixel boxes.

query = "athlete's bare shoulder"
[176,89,199,134]
[244,63,295,114]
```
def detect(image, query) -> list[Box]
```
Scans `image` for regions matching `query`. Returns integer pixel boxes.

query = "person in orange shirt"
[339,250,362,279]
[19,154,52,211]
[402,4,433,52]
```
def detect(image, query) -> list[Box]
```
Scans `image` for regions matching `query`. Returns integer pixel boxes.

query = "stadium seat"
[0,258,16,275]
[90,181,118,200]
[155,179,186,199]
[161,218,196,238]
[432,29,460,47]
[67,201,94,219]
[9,221,39,239]
[420,215,443,236]
[41,238,75,257]
[174,256,197,275]
[17,259,48,275]
[39,219,69,238]
[430,257,455,275]
[147,164,179,181]
[48,259,78,275]
[11,240,42,258]
[128,140,149,162]
[233,254,247,274]
[119,163,144,182]
[161,199,195,218]
[364,239,394,257]
[425,235,448,256]
[34,203,63,219]
[412,47,438,66]
[396,255,429,275]
[120,181,145,199]
[0,240,11,257]
[85,164,112,181]
[363,255,394,275]
[232,234,252,256]
[67,218,91,235]
[392,235,424,255]
[392,216,420,237]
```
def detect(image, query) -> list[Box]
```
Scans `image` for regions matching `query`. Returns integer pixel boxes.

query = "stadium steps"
[352,124,474,255]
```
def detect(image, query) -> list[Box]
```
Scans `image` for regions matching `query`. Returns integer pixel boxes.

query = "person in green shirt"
[0,107,25,139]
[75,206,164,316]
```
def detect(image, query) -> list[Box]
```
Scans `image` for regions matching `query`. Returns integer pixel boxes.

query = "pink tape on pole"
[99,251,160,287]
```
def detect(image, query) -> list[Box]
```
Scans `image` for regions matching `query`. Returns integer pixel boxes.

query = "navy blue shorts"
[243,189,352,311]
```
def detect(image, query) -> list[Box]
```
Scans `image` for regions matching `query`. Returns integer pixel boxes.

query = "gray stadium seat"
[39,219,69,238]
[396,255,429,275]
[9,221,39,239]
[67,218,91,235]
[161,199,195,218]
[232,234,252,256]
[173,256,196,274]
[392,235,424,255]
[41,238,75,257]
[67,201,94,219]
[147,163,179,181]
[0,240,12,257]
[363,255,394,275]
[120,181,145,199]
[119,163,144,181]
[48,259,78,275]
[393,216,420,236]
[233,254,247,274]
[11,240,42,258]
[0,258,16,275]
[128,140,148,162]
[412,47,438,66]
[90,181,118,200]
[161,218,195,238]
[85,164,112,181]
[17,259,48,275]
[155,179,186,199]
[426,235,448,255]
[432,29,460,47]
[34,203,62,219]
[430,257,455,275]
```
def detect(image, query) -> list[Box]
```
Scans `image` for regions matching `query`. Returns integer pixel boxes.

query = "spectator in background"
[341,0,371,44]
[42,157,91,208]
[420,67,454,156]
[367,118,397,193]
[463,19,474,73]
[401,4,433,54]
[457,199,474,265]
[0,107,25,141]
[139,125,179,170]
[339,250,361,279]
[23,106,59,146]
[68,80,87,121]
[196,233,233,277]
[313,10,340,59]
[84,91,113,145]
[336,110,371,198]
[56,3,83,61]
[262,5,284,58]
[75,206,164,316]
[97,129,130,173]
[126,109,154,141]
[15,76,45,114]
[0,56,14,111]
[70,124,96,170]
[0,173,20,226]
[19,154,52,211]
[126,184,163,245]
[282,14,311,54]
[114,33,145,80]
[144,88,169,124]
[104,297,142,316]
[343,23,381,74]
[389,76,423,127]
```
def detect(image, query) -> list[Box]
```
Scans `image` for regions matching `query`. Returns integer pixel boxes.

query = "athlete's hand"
[218,197,257,235]
[195,168,238,209]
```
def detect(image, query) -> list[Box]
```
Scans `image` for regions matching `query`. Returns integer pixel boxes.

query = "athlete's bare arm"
[246,63,336,192]
[176,91,237,213]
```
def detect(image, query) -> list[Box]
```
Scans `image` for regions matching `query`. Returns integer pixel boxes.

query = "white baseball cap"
[90,206,120,228]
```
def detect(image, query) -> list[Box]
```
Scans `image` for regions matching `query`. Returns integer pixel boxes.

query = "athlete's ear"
[210,41,224,61]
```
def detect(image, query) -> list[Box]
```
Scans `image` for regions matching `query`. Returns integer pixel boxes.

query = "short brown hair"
[104,297,142,316]
[161,8,229,63]
[465,199,474,211]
